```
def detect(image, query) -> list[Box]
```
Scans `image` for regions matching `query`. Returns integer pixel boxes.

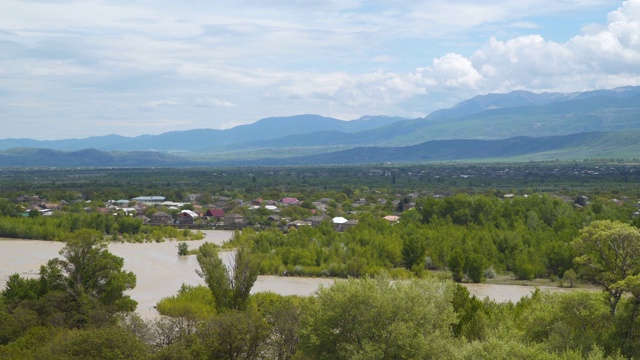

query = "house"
[332,216,347,223]
[267,215,282,222]
[162,201,187,207]
[334,218,359,232]
[40,203,61,211]
[137,215,151,224]
[132,196,166,205]
[312,202,329,212]
[109,199,131,206]
[121,207,137,216]
[150,211,173,225]
[289,220,311,228]
[383,215,400,223]
[205,208,225,220]
[281,197,300,205]
[224,213,246,228]
[306,215,327,227]
[176,210,199,224]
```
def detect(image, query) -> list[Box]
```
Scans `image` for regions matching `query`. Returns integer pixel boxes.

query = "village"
[14,188,640,236]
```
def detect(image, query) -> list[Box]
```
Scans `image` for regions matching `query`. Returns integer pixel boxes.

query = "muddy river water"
[1,230,580,319]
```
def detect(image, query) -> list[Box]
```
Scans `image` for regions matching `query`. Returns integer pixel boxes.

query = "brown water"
[0,231,583,319]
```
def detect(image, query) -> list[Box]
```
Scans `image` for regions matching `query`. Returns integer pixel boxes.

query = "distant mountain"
[251,130,640,165]
[2,85,640,163]
[192,115,406,153]
[426,85,640,121]
[359,91,640,146]
[0,135,132,152]
[0,148,196,167]
[200,85,640,154]
[0,115,407,152]
[426,90,572,121]
[3,130,635,167]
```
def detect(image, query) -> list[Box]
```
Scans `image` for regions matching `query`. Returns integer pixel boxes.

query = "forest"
[1,163,640,359]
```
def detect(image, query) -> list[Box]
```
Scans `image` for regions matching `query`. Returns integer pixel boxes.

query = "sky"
[1,0,640,140]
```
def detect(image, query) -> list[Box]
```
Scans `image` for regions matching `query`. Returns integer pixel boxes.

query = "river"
[0,230,584,319]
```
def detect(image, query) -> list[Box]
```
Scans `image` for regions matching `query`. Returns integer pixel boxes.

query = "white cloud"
[144,100,180,108]
[414,0,640,96]
[420,53,484,89]
[1,0,639,139]
[194,97,236,108]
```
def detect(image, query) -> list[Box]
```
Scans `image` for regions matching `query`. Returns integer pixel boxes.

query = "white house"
[132,196,166,204]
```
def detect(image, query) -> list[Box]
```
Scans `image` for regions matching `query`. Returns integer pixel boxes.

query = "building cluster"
[14,194,372,232]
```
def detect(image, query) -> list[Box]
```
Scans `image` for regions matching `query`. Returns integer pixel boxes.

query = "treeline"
[228,193,638,281]
[2,163,640,205]
[0,210,203,242]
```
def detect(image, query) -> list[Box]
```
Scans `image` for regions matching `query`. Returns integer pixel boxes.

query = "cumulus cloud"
[316,0,640,109]
[276,0,640,116]
[428,0,640,94]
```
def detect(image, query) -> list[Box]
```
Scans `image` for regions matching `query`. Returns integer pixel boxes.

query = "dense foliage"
[0,211,204,242]
[1,231,137,343]
[226,193,636,282]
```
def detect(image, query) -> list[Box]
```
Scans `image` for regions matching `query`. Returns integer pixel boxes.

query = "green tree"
[1,230,137,330]
[196,243,259,312]
[562,269,577,288]
[196,309,270,360]
[177,242,189,256]
[298,276,456,360]
[402,235,428,272]
[572,220,640,315]
[448,249,465,282]
[465,254,487,283]
[451,284,487,340]
[32,230,138,326]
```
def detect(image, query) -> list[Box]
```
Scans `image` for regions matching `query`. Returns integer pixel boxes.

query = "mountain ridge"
[2,85,640,164]
[2,130,639,167]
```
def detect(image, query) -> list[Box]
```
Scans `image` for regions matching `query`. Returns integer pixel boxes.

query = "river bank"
[1,231,597,319]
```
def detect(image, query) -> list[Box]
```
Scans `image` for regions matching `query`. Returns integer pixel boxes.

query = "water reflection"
[0,231,585,319]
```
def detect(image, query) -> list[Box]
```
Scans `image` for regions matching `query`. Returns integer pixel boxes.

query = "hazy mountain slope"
[199,130,356,152]
[2,86,639,156]
[0,135,132,152]
[2,130,639,167]
[200,86,640,153]
[0,115,405,153]
[0,148,196,167]
[208,92,640,153]
[189,116,404,152]
[249,130,640,165]
[344,91,640,147]
[426,85,640,121]
[426,90,572,120]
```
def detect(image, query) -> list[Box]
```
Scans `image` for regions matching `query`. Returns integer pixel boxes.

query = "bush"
[484,267,497,279]
[156,284,216,318]
[177,242,189,256]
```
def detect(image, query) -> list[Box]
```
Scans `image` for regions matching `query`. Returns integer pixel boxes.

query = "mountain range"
[2,86,640,166]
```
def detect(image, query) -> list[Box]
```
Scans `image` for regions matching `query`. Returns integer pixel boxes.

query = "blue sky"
[1,0,639,140]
